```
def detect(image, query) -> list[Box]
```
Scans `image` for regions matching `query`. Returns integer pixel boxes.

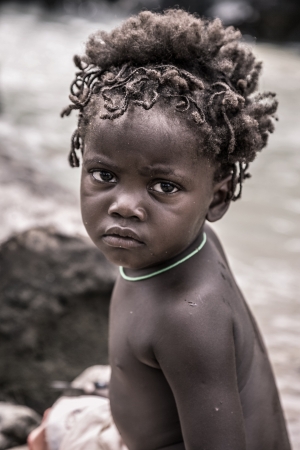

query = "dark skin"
[81,101,291,450]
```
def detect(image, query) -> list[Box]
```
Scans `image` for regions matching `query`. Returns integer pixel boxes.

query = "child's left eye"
[151,182,179,194]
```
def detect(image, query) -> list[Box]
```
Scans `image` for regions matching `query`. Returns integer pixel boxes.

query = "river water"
[0,4,299,448]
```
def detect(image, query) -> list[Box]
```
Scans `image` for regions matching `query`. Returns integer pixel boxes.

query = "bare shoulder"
[151,224,240,364]
[151,243,246,449]
[153,280,234,369]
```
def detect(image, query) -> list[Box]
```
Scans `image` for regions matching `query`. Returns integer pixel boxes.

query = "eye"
[151,181,179,194]
[91,170,117,183]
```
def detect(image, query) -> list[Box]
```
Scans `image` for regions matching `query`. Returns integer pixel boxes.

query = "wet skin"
[81,103,291,450]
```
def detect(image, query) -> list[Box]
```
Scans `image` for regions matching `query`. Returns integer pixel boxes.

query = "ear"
[206,175,233,222]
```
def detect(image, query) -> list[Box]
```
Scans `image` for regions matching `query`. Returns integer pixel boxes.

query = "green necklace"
[119,232,207,282]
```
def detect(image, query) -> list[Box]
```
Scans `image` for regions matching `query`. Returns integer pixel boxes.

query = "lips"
[102,227,144,249]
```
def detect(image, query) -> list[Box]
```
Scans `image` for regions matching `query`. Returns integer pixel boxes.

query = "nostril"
[111,211,122,218]
[108,200,146,221]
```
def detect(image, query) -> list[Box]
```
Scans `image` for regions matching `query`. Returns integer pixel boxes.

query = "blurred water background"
[0,1,299,448]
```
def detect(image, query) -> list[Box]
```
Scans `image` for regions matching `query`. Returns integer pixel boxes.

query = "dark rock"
[0,227,117,415]
[0,403,41,450]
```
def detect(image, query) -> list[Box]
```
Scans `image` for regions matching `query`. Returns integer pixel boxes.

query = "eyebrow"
[83,157,120,170]
[138,165,176,177]
[83,158,184,180]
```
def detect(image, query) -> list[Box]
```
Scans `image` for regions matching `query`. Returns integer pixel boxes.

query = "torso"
[109,224,291,450]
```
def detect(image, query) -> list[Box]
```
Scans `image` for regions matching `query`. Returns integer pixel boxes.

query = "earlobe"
[206,175,233,223]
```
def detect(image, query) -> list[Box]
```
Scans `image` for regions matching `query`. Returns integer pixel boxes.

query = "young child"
[35,9,291,450]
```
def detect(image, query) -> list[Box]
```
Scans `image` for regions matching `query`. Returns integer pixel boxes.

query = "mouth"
[102,227,145,249]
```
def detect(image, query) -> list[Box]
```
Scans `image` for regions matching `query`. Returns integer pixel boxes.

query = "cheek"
[175,189,212,237]
[147,200,206,254]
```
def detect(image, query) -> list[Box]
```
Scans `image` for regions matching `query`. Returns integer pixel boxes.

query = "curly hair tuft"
[62,9,278,201]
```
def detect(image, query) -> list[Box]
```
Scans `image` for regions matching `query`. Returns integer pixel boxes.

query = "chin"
[99,246,145,269]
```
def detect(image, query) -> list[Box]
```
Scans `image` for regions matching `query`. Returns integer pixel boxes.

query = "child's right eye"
[91,170,117,183]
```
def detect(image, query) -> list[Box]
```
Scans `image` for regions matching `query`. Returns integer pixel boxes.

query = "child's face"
[81,103,216,269]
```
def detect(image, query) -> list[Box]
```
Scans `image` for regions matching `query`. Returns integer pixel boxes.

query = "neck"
[120,228,206,281]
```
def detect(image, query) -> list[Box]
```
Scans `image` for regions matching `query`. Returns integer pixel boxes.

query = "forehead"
[83,102,203,167]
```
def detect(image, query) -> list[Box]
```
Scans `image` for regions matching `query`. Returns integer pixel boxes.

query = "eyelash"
[150,181,179,194]
[90,170,180,194]
[91,170,117,183]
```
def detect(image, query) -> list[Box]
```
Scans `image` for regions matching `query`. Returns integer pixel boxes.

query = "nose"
[108,192,147,221]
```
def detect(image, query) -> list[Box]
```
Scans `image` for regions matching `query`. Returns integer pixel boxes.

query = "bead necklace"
[119,232,206,282]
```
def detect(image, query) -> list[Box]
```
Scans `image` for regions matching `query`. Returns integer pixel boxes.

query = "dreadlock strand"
[221,105,236,154]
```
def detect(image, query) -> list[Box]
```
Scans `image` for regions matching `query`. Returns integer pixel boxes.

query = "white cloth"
[45,395,127,450]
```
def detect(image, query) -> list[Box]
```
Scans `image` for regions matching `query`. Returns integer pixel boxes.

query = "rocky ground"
[0,144,117,449]
[0,227,116,413]
[0,403,40,450]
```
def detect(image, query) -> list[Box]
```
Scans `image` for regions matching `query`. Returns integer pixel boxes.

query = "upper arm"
[154,297,246,450]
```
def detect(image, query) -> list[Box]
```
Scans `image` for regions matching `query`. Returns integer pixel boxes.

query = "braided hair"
[62,9,278,200]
